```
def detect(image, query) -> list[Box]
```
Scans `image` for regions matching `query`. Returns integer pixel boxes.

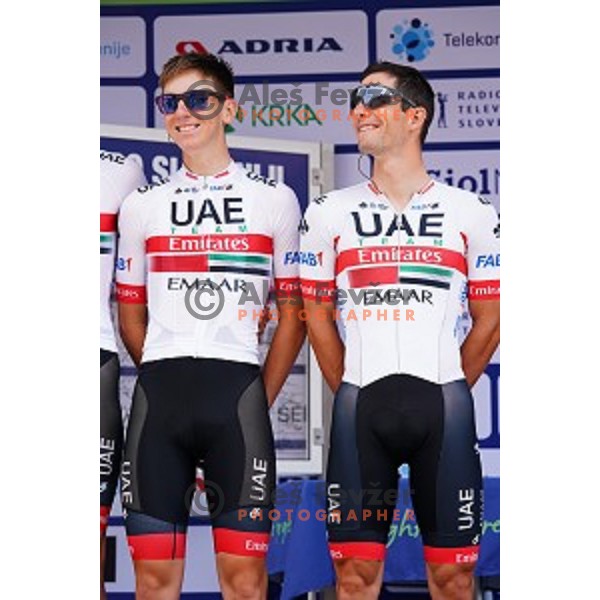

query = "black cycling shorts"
[327,374,483,565]
[100,349,123,533]
[121,357,275,560]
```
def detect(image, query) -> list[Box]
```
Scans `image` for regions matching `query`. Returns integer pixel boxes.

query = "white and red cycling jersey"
[300,179,500,386]
[116,161,301,365]
[100,151,147,353]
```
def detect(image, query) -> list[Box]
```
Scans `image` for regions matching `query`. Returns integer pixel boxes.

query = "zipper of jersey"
[197,174,211,356]
[393,181,435,374]
[368,180,405,374]
[369,179,432,374]
[395,200,405,375]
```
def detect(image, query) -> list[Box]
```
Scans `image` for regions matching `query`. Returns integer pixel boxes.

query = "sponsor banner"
[425,149,500,210]
[376,6,499,71]
[427,78,500,143]
[154,82,358,143]
[153,78,496,145]
[154,11,368,76]
[100,17,146,78]
[101,86,147,127]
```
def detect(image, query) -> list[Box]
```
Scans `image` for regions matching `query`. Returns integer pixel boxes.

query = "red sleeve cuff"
[274,277,302,298]
[468,280,500,300]
[116,283,147,304]
[301,279,336,302]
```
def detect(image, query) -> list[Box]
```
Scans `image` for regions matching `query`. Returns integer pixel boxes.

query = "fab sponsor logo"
[284,251,322,267]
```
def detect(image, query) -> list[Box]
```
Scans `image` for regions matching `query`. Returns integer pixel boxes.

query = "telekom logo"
[176,41,209,55]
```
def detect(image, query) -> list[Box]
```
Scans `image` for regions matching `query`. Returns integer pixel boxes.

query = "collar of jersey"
[365,178,435,197]
[180,160,238,182]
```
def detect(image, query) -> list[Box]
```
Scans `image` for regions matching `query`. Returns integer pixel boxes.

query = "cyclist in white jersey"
[116,53,305,600]
[300,62,500,600]
[100,151,146,600]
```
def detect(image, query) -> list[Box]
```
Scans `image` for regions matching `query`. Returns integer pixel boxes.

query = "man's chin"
[178,135,213,155]
[357,141,381,157]
[357,141,371,155]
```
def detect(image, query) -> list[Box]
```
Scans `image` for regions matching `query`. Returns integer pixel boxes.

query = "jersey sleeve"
[269,185,302,300]
[299,197,337,303]
[113,157,147,199]
[462,195,500,301]
[100,170,121,228]
[115,192,147,304]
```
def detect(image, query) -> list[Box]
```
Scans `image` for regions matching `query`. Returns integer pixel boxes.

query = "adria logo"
[218,37,343,54]
[176,38,343,56]
[176,40,209,55]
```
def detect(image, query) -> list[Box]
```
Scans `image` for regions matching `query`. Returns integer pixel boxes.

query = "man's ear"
[221,97,237,125]
[406,106,427,135]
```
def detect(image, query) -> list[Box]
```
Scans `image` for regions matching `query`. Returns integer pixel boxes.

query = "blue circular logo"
[390,19,435,63]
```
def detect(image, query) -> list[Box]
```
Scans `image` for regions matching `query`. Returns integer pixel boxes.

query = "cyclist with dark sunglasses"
[116,53,305,600]
[300,62,500,600]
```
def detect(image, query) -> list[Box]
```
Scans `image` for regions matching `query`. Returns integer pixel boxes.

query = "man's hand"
[261,292,306,406]
[303,298,344,394]
[118,303,148,367]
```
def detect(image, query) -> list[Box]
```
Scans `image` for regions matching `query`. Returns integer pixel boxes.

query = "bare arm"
[262,295,306,406]
[461,299,500,387]
[118,303,148,367]
[304,298,344,393]
[115,184,148,367]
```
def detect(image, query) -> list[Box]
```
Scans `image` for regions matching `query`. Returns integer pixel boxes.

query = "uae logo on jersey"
[171,197,245,227]
[351,211,444,238]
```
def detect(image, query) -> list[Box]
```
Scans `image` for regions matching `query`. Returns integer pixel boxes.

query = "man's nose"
[352,101,375,124]
[353,100,368,118]
[175,98,188,115]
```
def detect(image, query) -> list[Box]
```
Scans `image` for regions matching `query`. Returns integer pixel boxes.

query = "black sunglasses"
[155,89,228,115]
[349,84,417,111]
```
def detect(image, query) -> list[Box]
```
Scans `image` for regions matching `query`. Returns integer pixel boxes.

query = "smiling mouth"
[357,123,381,133]
[175,123,201,133]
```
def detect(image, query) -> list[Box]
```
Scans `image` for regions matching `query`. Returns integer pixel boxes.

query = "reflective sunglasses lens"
[349,87,365,110]
[350,86,393,110]
[369,94,394,109]
[185,91,211,111]
[156,95,177,114]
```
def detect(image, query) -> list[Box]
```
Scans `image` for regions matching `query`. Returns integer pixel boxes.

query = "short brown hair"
[361,61,435,145]
[159,53,235,97]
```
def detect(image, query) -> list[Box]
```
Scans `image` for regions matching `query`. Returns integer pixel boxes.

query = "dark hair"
[159,53,235,98]
[360,61,434,145]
